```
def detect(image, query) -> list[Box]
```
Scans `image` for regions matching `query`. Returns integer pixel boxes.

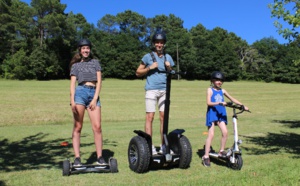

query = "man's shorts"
[145,90,166,112]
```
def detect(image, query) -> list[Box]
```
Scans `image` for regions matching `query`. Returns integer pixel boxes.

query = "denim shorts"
[74,85,101,108]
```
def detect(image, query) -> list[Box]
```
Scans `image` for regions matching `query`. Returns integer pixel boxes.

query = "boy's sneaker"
[97,156,107,165]
[202,157,210,167]
[73,157,82,167]
[152,145,158,155]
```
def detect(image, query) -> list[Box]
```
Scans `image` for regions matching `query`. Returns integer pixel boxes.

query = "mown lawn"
[0,79,299,186]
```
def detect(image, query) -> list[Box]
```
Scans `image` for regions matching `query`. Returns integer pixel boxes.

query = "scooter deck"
[209,152,227,159]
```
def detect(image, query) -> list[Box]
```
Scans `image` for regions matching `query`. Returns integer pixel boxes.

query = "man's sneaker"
[159,144,165,154]
[97,156,107,165]
[152,145,158,155]
[218,151,227,158]
[202,156,210,167]
[73,157,82,167]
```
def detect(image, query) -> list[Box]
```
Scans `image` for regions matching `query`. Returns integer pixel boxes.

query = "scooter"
[127,70,192,173]
[207,102,250,170]
[62,157,118,176]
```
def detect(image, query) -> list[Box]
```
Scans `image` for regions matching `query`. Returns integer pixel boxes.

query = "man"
[136,28,175,154]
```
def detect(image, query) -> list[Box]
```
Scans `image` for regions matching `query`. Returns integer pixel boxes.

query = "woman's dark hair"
[69,53,82,69]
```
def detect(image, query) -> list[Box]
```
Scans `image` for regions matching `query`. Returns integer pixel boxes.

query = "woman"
[69,39,106,166]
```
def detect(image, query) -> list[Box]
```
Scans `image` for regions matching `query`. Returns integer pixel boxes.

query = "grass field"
[0,79,299,186]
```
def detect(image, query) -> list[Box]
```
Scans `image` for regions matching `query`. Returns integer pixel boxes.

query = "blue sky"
[22,0,290,44]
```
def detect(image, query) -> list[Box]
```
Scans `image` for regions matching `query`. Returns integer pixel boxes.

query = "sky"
[22,0,291,45]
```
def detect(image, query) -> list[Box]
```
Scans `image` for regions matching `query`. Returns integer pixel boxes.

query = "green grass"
[0,79,299,186]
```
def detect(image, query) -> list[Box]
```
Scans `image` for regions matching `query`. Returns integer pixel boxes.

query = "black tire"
[62,160,70,176]
[178,135,192,169]
[128,136,151,173]
[109,158,118,173]
[228,154,243,170]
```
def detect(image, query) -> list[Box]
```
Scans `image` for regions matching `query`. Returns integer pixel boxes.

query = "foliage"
[268,0,300,41]
[0,0,299,84]
[2,48,29,79]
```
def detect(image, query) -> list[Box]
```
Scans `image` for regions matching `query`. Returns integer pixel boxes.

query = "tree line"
[0,0,299,83]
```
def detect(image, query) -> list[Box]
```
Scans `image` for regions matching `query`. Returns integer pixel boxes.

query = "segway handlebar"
[158,70,186,75]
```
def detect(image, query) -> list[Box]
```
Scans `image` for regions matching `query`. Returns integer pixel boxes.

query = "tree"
[0,0,32,76]
[2,49,29,79]
[28,45,62,80]
[273,42,300,83]
[30,0,67,46]
[269,0,300,41]
[190,26,244,80]
[95,11,148,79]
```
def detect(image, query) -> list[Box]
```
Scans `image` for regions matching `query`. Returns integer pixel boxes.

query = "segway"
[62,157,118,176]
[128,69,192,173]
[207,102,250,170]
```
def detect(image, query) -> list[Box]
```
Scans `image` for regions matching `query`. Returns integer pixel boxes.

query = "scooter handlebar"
[224,102,251,113]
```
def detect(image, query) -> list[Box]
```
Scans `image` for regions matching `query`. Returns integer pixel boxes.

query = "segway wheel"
[128,136,151,173]
[178,135,192,169]
[109,158,118,173]
[228,154,243,170]
[62,160,71,176]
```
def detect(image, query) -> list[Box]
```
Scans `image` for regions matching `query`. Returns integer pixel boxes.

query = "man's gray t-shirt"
[141,52,174,91]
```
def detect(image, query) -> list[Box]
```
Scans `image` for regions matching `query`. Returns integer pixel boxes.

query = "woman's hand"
[71,102,77,114]
[88,99,97,111]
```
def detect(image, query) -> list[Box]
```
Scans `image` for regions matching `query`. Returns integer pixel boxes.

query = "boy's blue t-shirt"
[141,52,175,91]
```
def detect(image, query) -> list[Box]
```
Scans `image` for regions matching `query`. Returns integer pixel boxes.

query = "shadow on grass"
[85,150,115,165]
[0,180,6,186]
[273,120,300,128]
[0,132,118,172]
[242,131,300,158]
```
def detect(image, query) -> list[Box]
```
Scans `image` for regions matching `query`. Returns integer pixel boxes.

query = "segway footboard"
[150,153,181,169]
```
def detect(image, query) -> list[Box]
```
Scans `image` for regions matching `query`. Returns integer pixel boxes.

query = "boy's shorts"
[145,90,166,112]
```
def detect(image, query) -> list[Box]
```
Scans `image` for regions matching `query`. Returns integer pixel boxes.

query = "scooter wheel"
[178,135,192,169]
[109,158,118,173]
[128,136,151,173]
[228,154,243,170]
[62,160,71,176]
